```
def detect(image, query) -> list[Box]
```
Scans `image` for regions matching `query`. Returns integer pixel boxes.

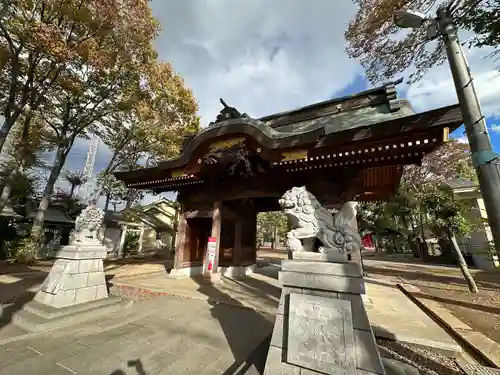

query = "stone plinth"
[264,256,386,375]
[34,245,108,308]
[11,243,131,334]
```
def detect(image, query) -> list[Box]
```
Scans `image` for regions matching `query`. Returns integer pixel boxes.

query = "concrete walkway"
[0,296,273,375]
[0,261,467,374]
[363,276,462,355]
[111,265,462,355]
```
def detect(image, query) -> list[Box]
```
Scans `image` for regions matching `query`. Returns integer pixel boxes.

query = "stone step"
[11,296,133,333]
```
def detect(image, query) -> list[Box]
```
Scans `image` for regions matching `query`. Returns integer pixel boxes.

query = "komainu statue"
[69,204,105,246]
[279,186,362,255]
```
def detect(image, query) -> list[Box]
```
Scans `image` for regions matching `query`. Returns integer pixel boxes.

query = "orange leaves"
[345,0,445,83]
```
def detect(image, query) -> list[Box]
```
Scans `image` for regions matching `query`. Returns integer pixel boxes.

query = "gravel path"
[377,339,465,375]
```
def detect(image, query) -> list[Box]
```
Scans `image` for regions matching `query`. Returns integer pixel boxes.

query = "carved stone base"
[264,258,385,375]
[34,245,108,309]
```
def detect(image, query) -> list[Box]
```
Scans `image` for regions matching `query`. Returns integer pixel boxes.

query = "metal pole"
[437,7,500,255]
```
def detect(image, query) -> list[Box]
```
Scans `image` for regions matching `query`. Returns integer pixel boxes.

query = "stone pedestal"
[264,256,386,375]
[34,245,108,308]
[12,243,131,333]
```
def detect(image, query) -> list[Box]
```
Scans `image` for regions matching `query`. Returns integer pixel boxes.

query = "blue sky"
[33,1,500,207]
[332,73,500,152]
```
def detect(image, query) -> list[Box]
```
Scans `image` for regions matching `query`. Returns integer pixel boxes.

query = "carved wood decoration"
[197,141,272,181]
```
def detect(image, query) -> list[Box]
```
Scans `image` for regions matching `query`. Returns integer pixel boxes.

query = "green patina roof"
[270,102,415,135]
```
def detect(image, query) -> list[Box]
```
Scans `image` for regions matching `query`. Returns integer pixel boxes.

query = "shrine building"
[114,80,463,278]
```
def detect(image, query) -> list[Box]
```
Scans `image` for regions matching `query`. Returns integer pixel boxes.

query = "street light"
[394,6,500,256]
[393,9,427,28]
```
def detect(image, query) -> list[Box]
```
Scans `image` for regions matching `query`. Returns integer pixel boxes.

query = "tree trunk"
[125,199,133,209]
[0,168,16,213]
[69,185,76,198]
[30,147,67,245]
[0,117,17,155]
[0,112,32,212]
[104,193,111,212]
[271,226,276,250]
[449,231,479,293]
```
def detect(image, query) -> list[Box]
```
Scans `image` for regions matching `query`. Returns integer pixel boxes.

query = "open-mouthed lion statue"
[278,186,361,255]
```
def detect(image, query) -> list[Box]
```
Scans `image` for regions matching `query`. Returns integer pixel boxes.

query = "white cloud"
[406,45,500,116]
[150,0,362,124]
[454,136,469,144]
[491,124,500,133]
[60,1,500,206]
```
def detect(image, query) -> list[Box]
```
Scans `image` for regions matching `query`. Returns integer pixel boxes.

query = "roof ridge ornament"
[384,77,404,112]
[209,98,250,126]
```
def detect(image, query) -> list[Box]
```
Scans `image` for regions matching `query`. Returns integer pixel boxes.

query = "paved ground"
[109,263,461,355]
[1,251,495,374]
[362,257,500,346]
[0,296,273,375]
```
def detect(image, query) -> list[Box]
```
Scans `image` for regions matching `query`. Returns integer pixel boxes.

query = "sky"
[57,0,500,207]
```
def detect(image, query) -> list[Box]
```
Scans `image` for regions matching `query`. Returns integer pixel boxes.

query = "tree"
[92,62,199,204]
[345,0,500,83]
[0,0,149,154]
[423,185,480,293]
[257,212,288,249]
[96,169,130,211]
[63,170,86,197]
[0,113,47,213]
[22,0,160,248]
[401,140,474,248]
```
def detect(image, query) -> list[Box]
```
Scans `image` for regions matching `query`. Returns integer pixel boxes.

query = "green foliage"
[423,185,479,238]
[63,170,86,197]
[359,140,481,254]
[256,211,288,248]
[0,172,37,205]
[95,169,144,208]
[124,231,140,255]
[456,0,500,57]
[3,222,38,264]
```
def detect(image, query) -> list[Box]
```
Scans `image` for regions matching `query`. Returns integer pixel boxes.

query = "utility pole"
[435,7,500,255]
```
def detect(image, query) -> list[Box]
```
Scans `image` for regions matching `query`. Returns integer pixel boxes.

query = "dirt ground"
[363,258,500,346]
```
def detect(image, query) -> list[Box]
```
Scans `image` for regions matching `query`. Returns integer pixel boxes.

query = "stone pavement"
[0,295,273,375]
[362,276,462,355]
[110,271,281,317]
[112,265,462,355]
[0,261,468,374]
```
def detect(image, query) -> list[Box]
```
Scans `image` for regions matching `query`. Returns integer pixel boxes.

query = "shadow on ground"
[413,291,500,315]
[109,359,149,375]
[0,270,48,334]
[191,274,274,374]
[364,265,500,290]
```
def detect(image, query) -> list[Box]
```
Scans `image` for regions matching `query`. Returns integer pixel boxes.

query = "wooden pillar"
[233,220,243,266]
[209,201,223,275]
[173,212,188,270]
[251,210,258,263]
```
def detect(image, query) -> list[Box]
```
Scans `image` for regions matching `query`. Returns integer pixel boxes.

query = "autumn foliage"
[345,0,500,83]
[0,0,199,258]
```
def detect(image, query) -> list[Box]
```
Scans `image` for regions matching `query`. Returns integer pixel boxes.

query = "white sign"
[206,237,217,272]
